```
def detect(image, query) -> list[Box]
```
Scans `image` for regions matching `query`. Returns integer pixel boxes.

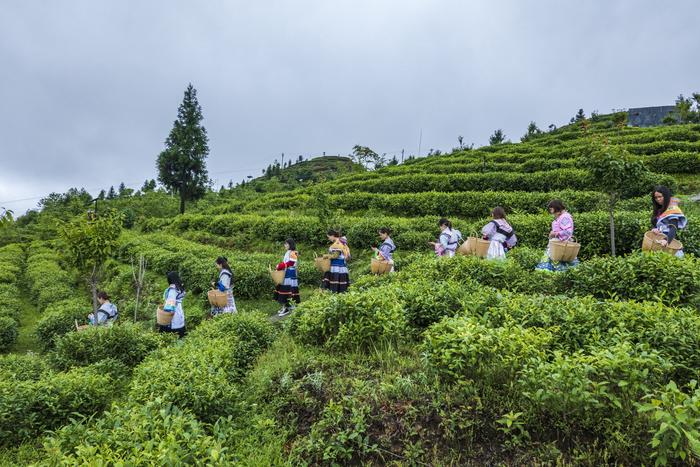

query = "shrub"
[408,255,559,296]
[638,380,700,466]
[0,316,18,352]
[0,366,113,446]
[0,289,22,322]
[290,287,408,351]
[129,313,275,423]
[289,396,378,465]
[189,312,276,370]
[422,316,553,388]
[0,353,49,381]
[395,278,491,331]
[42,399,233,465]
[129,337,241,423]
[562,252,700,306]
[35,299,89,352]
[51,323,167,370]
[518,342,671,437]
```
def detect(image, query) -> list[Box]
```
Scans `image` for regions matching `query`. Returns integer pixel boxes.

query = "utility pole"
[281,153,285,167]
[401,149,404,163]
[418,129,423,157]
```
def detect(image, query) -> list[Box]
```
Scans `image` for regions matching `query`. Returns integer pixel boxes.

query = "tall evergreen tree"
[489,129,506,145]
[107,186,116,199]
[157,83,210,214]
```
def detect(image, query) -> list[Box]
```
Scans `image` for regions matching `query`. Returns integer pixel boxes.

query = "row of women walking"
[88,185,687,329]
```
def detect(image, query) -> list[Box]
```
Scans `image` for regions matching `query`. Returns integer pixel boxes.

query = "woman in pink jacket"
[536,200,579,272]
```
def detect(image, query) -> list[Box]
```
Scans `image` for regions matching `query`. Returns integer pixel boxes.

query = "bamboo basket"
[549,237,580,262]
[269,265,285,285]
[207,289,228,307]
[457,236,478,256]
[314,253,331,273]
[156,306,174,326]
[458,236,490,258]
[642,230,683,254]
[74,320,89,332]
[474,239,490,258]
[370,258,392,275]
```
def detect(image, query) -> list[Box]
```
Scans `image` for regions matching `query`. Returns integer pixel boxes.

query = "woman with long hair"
[535,200,579,272]
[211,256,237,316]
[160,271,186,338]
[651,186,687,257]
[430,218,461,257]
[321,229,350,293]
[274,238,301,316]
[372,227,397,272]
[481,207,517,260]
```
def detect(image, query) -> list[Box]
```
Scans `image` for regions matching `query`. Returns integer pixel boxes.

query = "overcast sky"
[1,0,699,214]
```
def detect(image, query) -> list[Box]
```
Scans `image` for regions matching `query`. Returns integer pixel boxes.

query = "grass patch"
[12,295,41,354]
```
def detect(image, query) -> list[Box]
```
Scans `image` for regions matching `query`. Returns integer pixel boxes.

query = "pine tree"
[575,109,586,122]
[97,190,106,200]
[156,83,210,214]
[489,129,506,145]
[107,186,116,199]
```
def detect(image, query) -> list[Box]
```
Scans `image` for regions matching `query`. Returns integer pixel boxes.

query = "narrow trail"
[12,295,41,354]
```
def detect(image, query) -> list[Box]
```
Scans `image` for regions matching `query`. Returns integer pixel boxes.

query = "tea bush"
[422,317,553,388]
[562,252,700,306]
[43,399,234,465]
[129,337,242,423]
[35,298,89,352]
[0,244,24,351]
[129,313,275,423]
[0,353,49,381]
[0,244,23,285]
[25,243,75,311]
[51,322,168,370]
[0,316,18,352]
[519,343,671,436]
[638,380,700,466]
[290,286,408,351]
[0,366,113,446]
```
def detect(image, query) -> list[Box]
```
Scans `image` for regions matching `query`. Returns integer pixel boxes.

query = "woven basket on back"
[641,230,682,254]
[156,306,174,326]
[370,258,392,274]
[269,266,285,285]
[549,237,580,263]
[314,253,331,273]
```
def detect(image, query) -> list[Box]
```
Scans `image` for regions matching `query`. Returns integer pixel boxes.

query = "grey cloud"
[1,0,699,213]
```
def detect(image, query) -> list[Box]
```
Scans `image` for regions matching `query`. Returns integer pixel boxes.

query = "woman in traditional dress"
[651,186,687,257]
[535,200,579,272]
[371,227,396,272]
[321,229,350,293]
[274,238,300,316]
[210,256,237,316]
[87,291,118,326]
[160,271,186,338]
[481,207,517,260]
[430,218,461,257]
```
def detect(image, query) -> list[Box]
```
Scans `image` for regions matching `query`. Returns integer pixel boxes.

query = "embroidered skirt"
[321,263,350,293]
[274,269,301,304]
[535,247,579,272]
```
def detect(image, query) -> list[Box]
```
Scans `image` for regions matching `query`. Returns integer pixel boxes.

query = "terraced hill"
[2,114,700,465]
